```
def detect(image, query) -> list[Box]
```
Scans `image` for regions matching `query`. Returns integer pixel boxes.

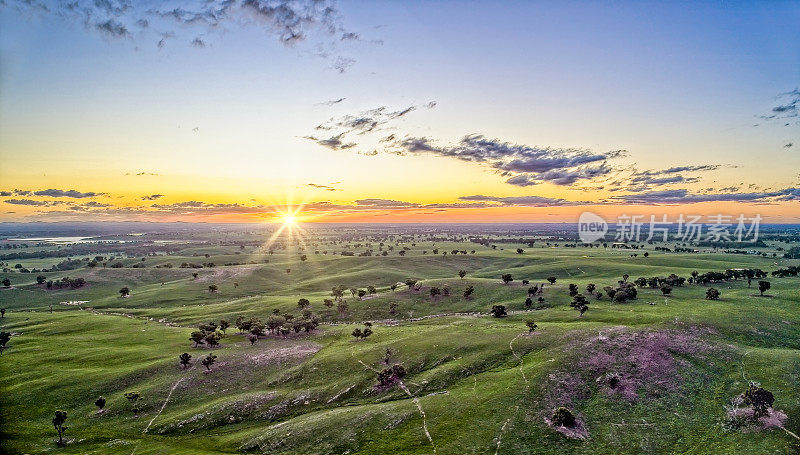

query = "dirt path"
[143,376,186,434]
[398,380,436,454]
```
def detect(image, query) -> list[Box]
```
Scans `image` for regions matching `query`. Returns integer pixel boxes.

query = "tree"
[526,320,538,333]
[37,275,46,284]
[201,353,217,371]
[119,286,130,297]
[525,297,533,308]
[2,278,10,287]
[705,287,720,300]
[124,391,141,414]
[190,331,205,347]
[586,284,596,294]
[300,254,307,262]
[367,285,377,294]
[192,272,198,279]
[463,285,475,298]
[490,305,507,318]
[297,298,310,309]
[571,294,589,317]
[643,252,649,257]
[547,276,557,284]
[404,279,418,289]
[622,274,630,282]
[0,331,10,355]
[247,333,258,345]
[336,301,349,315]
[660,286,672,296]
[218,320,229,333]
[458,270,466,279]
[501,274,513,284]
[52,410,68,446]
[568,283,578,296]
[742,382,774,418]
[179,352,193,369]
[208,284,218,292]
[389,302,399,315]
[516,248,524,254]
[95,396,106,412]
[551,407,576,428]
[429,287,441,299]
[390,284,398,292]
[758,280,771,296]
[357,289,367,299]
[0,308,4,318]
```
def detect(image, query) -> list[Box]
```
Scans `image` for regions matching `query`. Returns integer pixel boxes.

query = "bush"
[551,407,576,428]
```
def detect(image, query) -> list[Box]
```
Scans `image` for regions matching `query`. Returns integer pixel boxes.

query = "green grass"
[1,239,799,454]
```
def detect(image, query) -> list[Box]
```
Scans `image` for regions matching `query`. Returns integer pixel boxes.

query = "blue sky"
[0,1,798,222]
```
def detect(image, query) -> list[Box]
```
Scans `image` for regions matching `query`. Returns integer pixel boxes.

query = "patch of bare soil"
[195,265,261,283]
[249,342,321,366]
[544,416,590,440]
[538,325,721,437]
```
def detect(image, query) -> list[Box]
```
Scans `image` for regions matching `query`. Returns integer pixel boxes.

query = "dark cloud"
[609,188,800,204]
[458,195,581,207]
[388,134,621,186]
[141,194,165,200]
[33,189,104,198]
[190,37,206,47]
[0,191,11,197]
[7,0,370,70]
[785,142,794,148]
[95,19,129,37]
[759,89,799,122]
[355,198,420,208]
[304,133,357,150]
[5,199,48,206]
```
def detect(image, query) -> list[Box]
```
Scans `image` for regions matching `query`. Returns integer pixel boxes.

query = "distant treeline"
[0,242,185,260]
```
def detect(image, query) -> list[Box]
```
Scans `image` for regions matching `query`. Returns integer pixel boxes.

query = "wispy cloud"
[32,189,105,198]
[6,0,373,71]
[141,194,165,200]
[608,188,800,204]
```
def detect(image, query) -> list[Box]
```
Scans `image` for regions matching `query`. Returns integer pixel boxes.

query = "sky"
[0,0,798,223]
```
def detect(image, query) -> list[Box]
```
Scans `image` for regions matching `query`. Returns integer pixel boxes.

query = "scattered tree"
[547,276,557,284]
[218,320,229,333]
[208,284,218,292]
[52,410,68,446]
[490,304,507,318]
[501,274,513,285]
[297,298,310,309]
[463,285,475,298]
[124,391,141,414]
[742,382,775,418]
[119,287,130,297]
[201,353,217,371]
[526,320,538,333]
[95,396,106,412]
[0,331,10,355]
[179,353,192,369]
[458,270,466,279]
[705,287,720,300]
[758,280,771,296]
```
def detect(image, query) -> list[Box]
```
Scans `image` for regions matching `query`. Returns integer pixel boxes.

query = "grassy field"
[1,231,799,454]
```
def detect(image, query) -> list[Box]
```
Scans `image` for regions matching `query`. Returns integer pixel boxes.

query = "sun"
[282,214,297,226]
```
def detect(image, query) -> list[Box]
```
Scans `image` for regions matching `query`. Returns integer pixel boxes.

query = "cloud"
[141,194,165,200]
[759,89,799,122]
[317,97,346,106]
[81,201,112,208]
[388,134,621,186]
[95,19,129,37]
[304,133,357,150]
[609,188,800,204]
[355,198,420,208]
[458,195,580,207]
[0,192,11,197]
[33,189,104,198]
[314,104,422,135]
[6,0,370,70]
[4,199,48,206]
[306,183,339,191]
